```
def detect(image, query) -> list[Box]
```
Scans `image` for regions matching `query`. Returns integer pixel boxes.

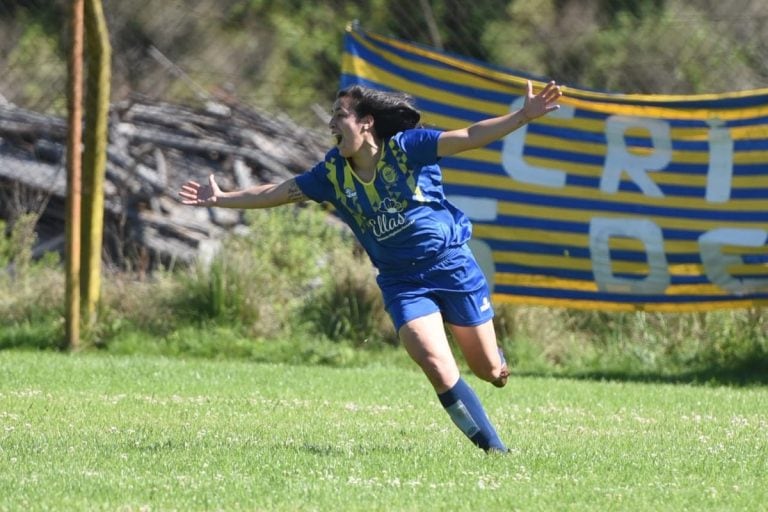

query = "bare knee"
[449,321,506,384]
[470,359,505,383]
[412,353,458,391]
[398,313,460,392]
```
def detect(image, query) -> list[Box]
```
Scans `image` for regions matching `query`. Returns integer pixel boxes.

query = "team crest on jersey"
[381,165,398,184]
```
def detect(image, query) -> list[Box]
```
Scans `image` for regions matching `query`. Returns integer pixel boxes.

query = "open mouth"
[333,133,343,145]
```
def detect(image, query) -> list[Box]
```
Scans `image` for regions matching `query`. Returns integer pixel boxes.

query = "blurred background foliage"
[1,0,766,127]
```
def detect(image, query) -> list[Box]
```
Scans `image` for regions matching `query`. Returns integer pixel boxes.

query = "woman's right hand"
[178,174,222,206]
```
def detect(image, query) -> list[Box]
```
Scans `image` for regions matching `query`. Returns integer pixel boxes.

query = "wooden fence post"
[80,0,112,323]
[65,0,85,349]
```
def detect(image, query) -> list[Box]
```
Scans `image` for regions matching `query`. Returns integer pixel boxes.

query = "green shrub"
[301,260,397,347]
[170,205,380,342]
[0,214,63,350]
[0,214,40,279]
[494,304,768,382]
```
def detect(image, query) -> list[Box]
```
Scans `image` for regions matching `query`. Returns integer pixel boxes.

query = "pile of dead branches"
[0,97,328,269]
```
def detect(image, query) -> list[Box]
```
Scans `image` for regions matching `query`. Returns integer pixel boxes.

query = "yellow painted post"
[80,0,112,323]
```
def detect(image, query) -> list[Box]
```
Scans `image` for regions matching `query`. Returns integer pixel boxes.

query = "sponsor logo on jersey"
[370,197,413,240]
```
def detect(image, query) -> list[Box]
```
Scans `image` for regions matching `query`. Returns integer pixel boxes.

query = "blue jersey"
[295,128,472,274]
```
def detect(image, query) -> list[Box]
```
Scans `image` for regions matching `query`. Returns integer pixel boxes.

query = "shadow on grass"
[517,355,768,387]
[3,325,767,388]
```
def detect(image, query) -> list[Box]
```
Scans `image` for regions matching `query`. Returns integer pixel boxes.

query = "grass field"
[1,350,767,511]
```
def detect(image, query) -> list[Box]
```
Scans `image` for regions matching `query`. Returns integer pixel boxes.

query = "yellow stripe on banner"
[493,272,764,296]
[474,224,586,246]
[422,111,608,135]
[724,245,768,255]
[556,96,768,122]
[729,264,768,275]
[494,273,599,292]
[490,293,767,312]
[734,150,768,164]
[494,251,593,271]
[552,82,768,105]
[495,202,768,232]
[668,264,705,276]
[494,251,652,273]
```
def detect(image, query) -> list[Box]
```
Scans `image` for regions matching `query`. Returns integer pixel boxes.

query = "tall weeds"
[495,304,768,382]
[170,205,391,343]
[0,215,63,350]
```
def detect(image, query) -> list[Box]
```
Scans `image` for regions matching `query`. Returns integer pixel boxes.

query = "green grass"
[1,351,767,511]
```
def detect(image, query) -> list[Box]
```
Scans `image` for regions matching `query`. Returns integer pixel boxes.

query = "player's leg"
[449,319,509,388]
[399,312,507,452]
[432,246,509,388]
[398,311,459,391]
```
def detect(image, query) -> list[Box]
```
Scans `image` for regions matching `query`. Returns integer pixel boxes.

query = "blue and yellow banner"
[341,28,768,312]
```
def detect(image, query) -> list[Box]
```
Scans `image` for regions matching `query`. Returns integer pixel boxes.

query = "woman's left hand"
[522,80,562,121]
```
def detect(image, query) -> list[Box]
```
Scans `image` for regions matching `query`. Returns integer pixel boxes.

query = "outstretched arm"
[437,80,562,157]
[178,174,307,209]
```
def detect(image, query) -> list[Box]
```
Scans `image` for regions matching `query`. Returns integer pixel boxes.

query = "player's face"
[329,96,369,158]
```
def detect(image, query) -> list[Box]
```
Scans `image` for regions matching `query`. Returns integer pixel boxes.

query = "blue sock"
[437,377,507,452]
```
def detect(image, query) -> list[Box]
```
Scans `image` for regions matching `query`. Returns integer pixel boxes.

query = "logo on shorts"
[480,296,491,313]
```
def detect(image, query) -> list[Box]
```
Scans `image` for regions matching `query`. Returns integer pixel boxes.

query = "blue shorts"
[376,245,494,332]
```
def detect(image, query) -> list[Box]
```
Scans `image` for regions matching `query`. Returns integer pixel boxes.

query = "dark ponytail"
[337,85,421,140]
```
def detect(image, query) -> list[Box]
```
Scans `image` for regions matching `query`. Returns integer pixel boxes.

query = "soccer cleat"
[492,346,510,388]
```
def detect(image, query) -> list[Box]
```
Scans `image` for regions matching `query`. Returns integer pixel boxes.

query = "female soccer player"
[179,80,562,453]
